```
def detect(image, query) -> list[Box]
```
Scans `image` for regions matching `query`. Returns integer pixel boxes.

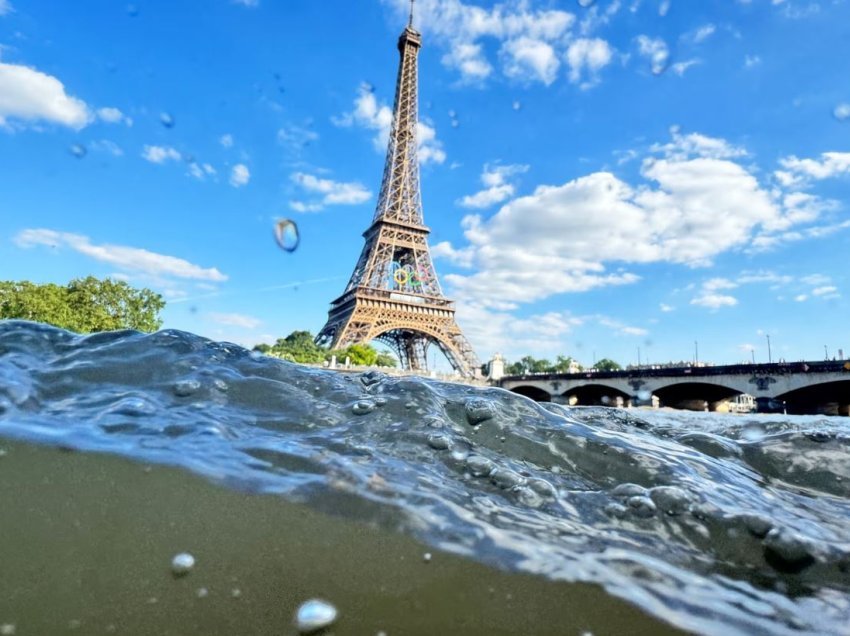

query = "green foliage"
[593,358,622,372]
[504,354,584,375]
[255,330,398,367]
[0,276,165,333]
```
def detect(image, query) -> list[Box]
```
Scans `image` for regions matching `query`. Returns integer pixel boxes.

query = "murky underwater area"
[1,321,849,635]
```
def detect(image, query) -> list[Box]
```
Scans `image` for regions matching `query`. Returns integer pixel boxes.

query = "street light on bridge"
[766,334,772,363]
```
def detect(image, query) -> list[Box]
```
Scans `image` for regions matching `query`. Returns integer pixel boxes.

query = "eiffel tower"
[316,2,479,377]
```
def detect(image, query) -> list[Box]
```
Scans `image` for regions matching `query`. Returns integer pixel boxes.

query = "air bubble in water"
[0,625,15,635]
[274,218,300,252]
[294,599,337,633]
[352,400,376,415]
[69,144,87,158]
[171,552,195,576]
[834,103,850,121]
[160,112,175,128]
[600,395,611,405]
[465,398,496,425]
[423,552,432,562]
[427,434,451,450]
[173,379,201,397]
[196,587,209,598]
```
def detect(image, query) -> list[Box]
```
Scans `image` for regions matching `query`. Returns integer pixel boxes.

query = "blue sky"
[1,0,849,369]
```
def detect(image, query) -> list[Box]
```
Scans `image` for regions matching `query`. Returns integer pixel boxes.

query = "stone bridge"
[497,360,850,415]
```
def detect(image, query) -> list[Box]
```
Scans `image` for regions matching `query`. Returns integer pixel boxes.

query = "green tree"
[594,358,622,372]
[0,277,164,333]
[553,355,582,373]
[375,351,398,368]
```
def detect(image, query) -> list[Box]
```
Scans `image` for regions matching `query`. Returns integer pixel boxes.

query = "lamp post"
[751,349,755,364]
[825,345,829,360]
[766,334,772,363]
[694,340,699,366]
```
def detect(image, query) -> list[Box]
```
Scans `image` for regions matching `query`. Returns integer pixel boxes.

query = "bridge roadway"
[498,360,850,415]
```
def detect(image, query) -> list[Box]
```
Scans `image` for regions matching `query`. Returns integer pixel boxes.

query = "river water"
[1,320,848,634]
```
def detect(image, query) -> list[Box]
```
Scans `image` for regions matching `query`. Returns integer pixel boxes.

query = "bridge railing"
[501,360,850,382]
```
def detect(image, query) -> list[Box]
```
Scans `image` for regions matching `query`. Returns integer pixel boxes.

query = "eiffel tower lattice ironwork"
[316,7,478,377]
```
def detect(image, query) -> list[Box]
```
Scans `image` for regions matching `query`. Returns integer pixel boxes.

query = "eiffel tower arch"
[316,5,479,377]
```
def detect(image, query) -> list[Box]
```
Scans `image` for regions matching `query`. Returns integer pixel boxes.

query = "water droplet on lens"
[196,587,209,598]
[160,112,175,128]
[126,4,139,17]
[423,552,432,562]
[171,552,195,576]
[741,422,765,442]
[637,390,652,401]
[0,625,16,636]
[274,218,300,252]
[69,144,87,158]
[295,599,338,633]
[600,395,611,405]
[231,588,242,598]
[834,103,850,121]
[577,0,596,6]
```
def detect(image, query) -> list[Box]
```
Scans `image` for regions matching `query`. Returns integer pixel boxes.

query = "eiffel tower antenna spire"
[315,9,479,377]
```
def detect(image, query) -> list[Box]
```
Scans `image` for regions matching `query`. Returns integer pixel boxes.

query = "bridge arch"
[564,383,631,407]
[777,380,850,416]
[509,385,552,402]
[652,381,743,411]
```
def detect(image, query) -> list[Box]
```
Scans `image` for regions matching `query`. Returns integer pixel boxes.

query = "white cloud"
[692,23,716,43]
[90,139,123,156]
[775,152,850,187]
[141,145,181,164]
[651,125,746,160]
[219,133,234,148]
[0,61,91,129]
[501,37,560,85]
[441,43,492,82]
[208,312,262,329]
[671,59,700,76]
[458,163,529,208]
[233,0,258,6]
[290,172,371,211]
[812,285,839,297]
[97,107,132,126]
[660,303,674,312]
[277,123,319,151]
[14,229,227,282]
[566,38,613,87]
[381,0,574,84]
[434,129,826,310]
[0,0,12,16]
[691,292,738,309]
[334,83,445,165]
[744,55,762,68]
[800,273,831,286]
[635,35,669,74]
[794,294,808,302]
[229,163,250,187]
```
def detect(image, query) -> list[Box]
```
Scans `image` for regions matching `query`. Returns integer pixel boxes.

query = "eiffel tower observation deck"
[316,2,479,377]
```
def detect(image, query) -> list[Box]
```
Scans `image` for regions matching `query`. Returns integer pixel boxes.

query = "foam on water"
[1,321,849,634]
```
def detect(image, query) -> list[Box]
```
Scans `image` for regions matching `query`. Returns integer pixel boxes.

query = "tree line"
[252,330,398,367]
[0,277,165,333]
[502,355,621,375]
